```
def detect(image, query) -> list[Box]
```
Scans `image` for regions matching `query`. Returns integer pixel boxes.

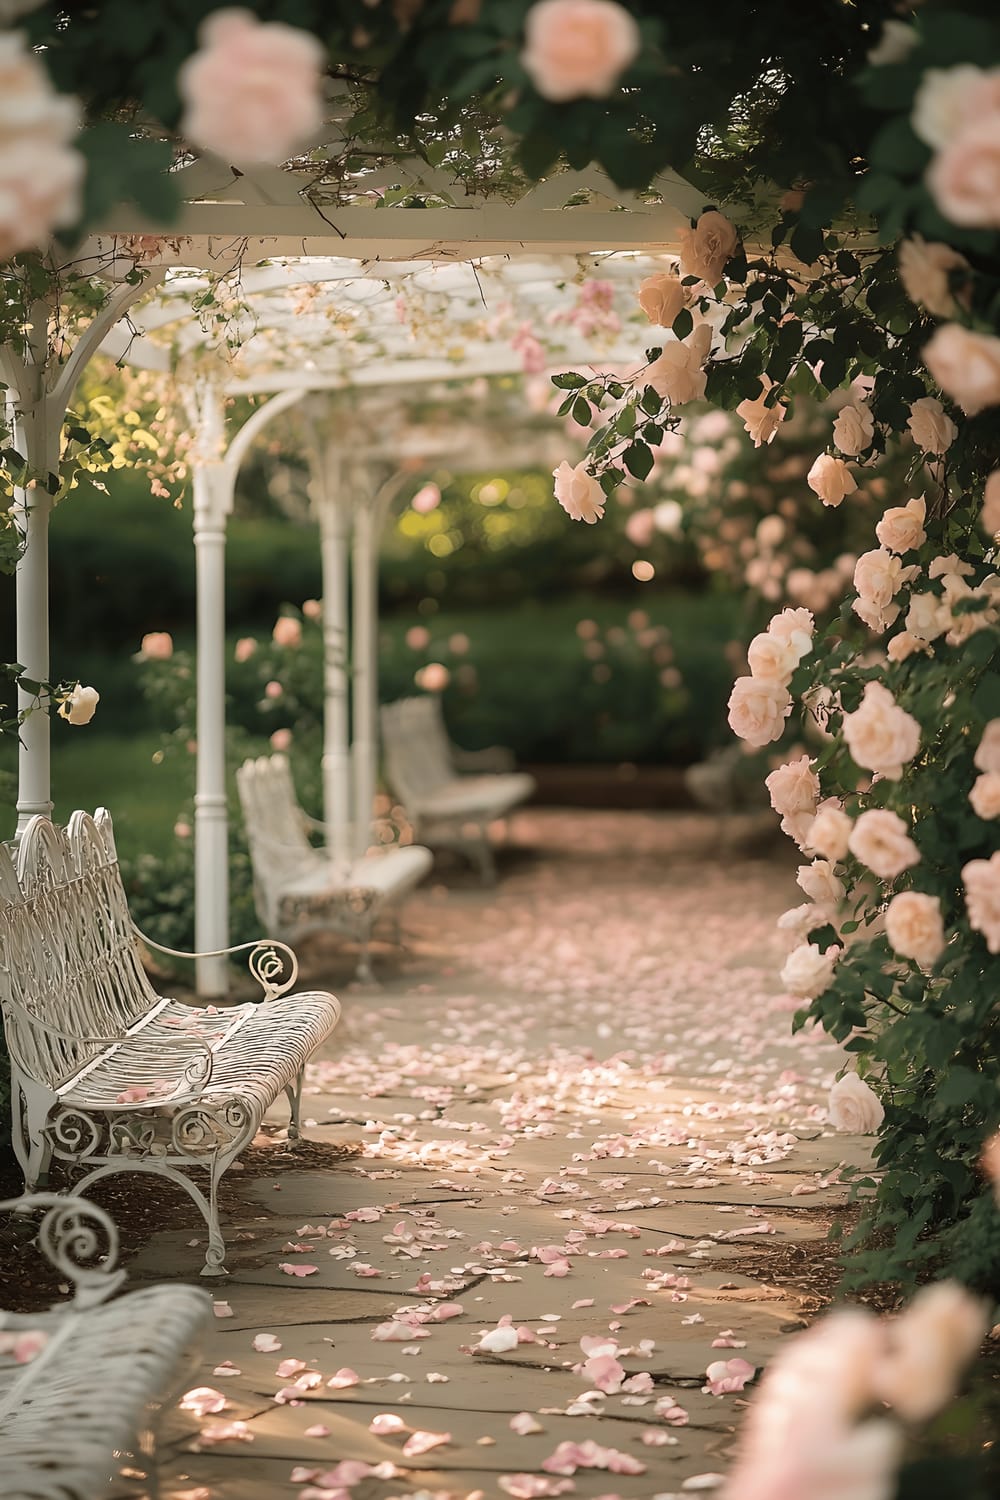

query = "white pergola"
[8,139,705,992]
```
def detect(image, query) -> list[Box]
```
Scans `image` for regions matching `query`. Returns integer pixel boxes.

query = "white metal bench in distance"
[380,695,536,884]
[0,1192,211,1500]
[236,753,433,983]
[0,809,342,1276]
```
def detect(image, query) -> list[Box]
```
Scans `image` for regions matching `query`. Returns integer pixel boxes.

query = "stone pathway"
[140,809,870,1500]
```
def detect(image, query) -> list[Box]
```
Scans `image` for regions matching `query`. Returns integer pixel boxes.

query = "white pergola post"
[350,483,379,860]
[308,446,353,863]
[187,385,306,997]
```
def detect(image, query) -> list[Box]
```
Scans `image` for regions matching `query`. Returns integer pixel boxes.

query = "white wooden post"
[351,488,378,859]
[311,450,353,863]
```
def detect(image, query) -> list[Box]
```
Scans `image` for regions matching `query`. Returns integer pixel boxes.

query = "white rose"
[781,942,840,999]
[832,403,875,457]
[885,891,945,967]
[796,860,845,908]
[767,607,815,662]
[553,460,605,523]
[806,805,852,861]
[746,631,799,686]
[898,236,969,318]
[848,809,920,879]
[974,720,1000,774]
[842,682,921,780]
[911,66,1000,150]
[776,903,827,948]
[57,683,99,726]
[982,471,1000,536]
[646,323,713,406]
[828,1071,884,1134]
[876,1282,990,1424]
[854,548,905,609]
[521,0,641,102]
[875,497,927,555]
[727,676,791,748]
[736,378,787,448]
[677,209,739,286]
[807,454,857,508]
[923,323,1000,417]
[905,591,949,642]
[907,397,957,455]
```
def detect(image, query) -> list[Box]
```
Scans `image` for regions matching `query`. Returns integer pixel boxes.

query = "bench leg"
[16,1081,53,1190]
[354,939,375,985]
[284,1070,303,1139]
[74,1159,231,1277]
[473,834,497,887]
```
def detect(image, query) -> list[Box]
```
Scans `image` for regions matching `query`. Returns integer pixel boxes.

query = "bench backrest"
[381,696,455,807]
[236,754,323,928]
[0,811,159,1092]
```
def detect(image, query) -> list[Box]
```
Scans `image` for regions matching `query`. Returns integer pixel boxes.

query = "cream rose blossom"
[962,851,1000,952]
[887,632,926,663]
[767,607,815,661]
[842,682,921,780]
[140,631,174,660]
[678,209,739,286]
[828,1071,884,1134]
[974,719,1000,774]
[727,677,791,748]
[875,497,927,554]
[178,8,325,166]
[885,891,945,967]
[736,378,787,448]
[521,0,640,102]
[0,32,84,259]
[796,861,844,909]
[637,272,689,328]
[923,323,1000,416]
[764,756,820,847]
[553,460,605,523]
[905,591,949,642]
[876,1282,989,1423]
[911,66,1000,150]
[982,470,1000,536]
[807,805,852,862]
[969,772,1000,820]
[854,548,906,608]
[928,114,1000,228]
[898,236,969,317]
[832,403,875,457]
[645,323,712,405]
[57,684,99,726]
[907,397,957,456]
[272,615,303,648]
[781,942,840,999]
[807,454,857,508]
[746,631,799,686]
[847,808,920,879]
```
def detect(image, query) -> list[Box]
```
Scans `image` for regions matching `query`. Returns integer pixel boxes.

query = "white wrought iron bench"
[380,695,536,883]
[236,753,433,983]
[0,1192,211,1499]
[0,809,342,1276]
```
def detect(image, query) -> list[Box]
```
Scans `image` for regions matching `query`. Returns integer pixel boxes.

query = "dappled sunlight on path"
[148,810,868,1500]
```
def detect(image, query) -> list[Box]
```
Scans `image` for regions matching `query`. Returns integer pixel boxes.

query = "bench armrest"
[0,993,216,1096]
[133,927,299,1001]
[0,1193,126,1309]
[451,745,516,774]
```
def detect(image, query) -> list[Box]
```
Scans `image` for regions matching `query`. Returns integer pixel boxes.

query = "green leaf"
[623,443,653,481]
[672,307,693,340]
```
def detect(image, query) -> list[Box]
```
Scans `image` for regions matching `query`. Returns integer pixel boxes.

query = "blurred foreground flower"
[57,683,99,725]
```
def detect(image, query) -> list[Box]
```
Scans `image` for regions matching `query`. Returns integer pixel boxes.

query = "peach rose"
[974,719,1000,774]
[962,851,1000,951]
[645,323,712,405]
[767,607,815,660]
[637,272,689,328]
[928,113,1000,228]
[553,460,605,523]
[234,636,257,663]
[678,210,739,286]
[807,454,857,508]
[765,754,820,826]
[923,323,1000,416]
[982,469,1000,536]
[178,8,325,166]
[898,236,970,318]
[776,903,826,948]
[982,1132,1000,1207]
[828,1071,884,1134]
[806,805,852,862]
[270,727,292,751]
[912,66,1000,150]
[797,860,844,909]
[885,891,945,967]
[273,615,302,648]
[907,396,957,455]
[876,1282,989,1423]
[416,662,450,692]
[847,808,920,879]
[969,772,1000,820]
[521,0,640,101]
[853,595,900,634]
[57,683,99,726]
[875,497,927,555]
[0,32,83,260]
[624,508,656,546]
[736,378,787,448]
[747,631,799,686]
[905,591,948,642]
[887,631,926,663]
[832,403,874,457]
[842,682,921,780]
[301,598,322,620]
[140,631,173,660]
[781,942,839,999]
[727,676,792,748]
[854,548,905,608]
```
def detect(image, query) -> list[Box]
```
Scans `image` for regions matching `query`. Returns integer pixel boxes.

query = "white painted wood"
[0,1192,211,1499]
[236,753,432,983]
[0,809,342,1275]
[380,696,536,884]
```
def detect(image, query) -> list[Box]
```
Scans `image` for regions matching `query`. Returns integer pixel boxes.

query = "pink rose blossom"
[553,460,605,524]
[272,615,302,648]
[842,682,921,780]
[269,728,292,752]
[178,8,325,166]
[928,112,1000,228]
[746,631,799,686]
[416,662,450,692]
[923,323,1000,416]
[737,378,787,448]
[962,851,1000,951]
[969,772,1000,820]
[637,272,689,327]
[854,548,906,608]
[807,804,852,862]
[982,470,1000,536]
[411,483,441,514]
[885,891,945,967]
[728,676,792,748]
[875,497,927,554]
[981,1132,1000,1207]
[876,1281,989,1423]
[768,606,815,658]
[521,0,640,102]
[234,636,257,663]
[405,625,430,651]
[0,32,83,261]
[887,631,925,663]
[912,66,1000,150]
[796,861,844,909]
[301,598,322,620]
[140,631,173,660]
[974,719,1000,774]
[678,210,739,286]
[828,1072,884,1134]
[625,508,656,547]
[807,454,857,507]
[847,809,920,880]
[898,235,969,316]
[765,755,820,844]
